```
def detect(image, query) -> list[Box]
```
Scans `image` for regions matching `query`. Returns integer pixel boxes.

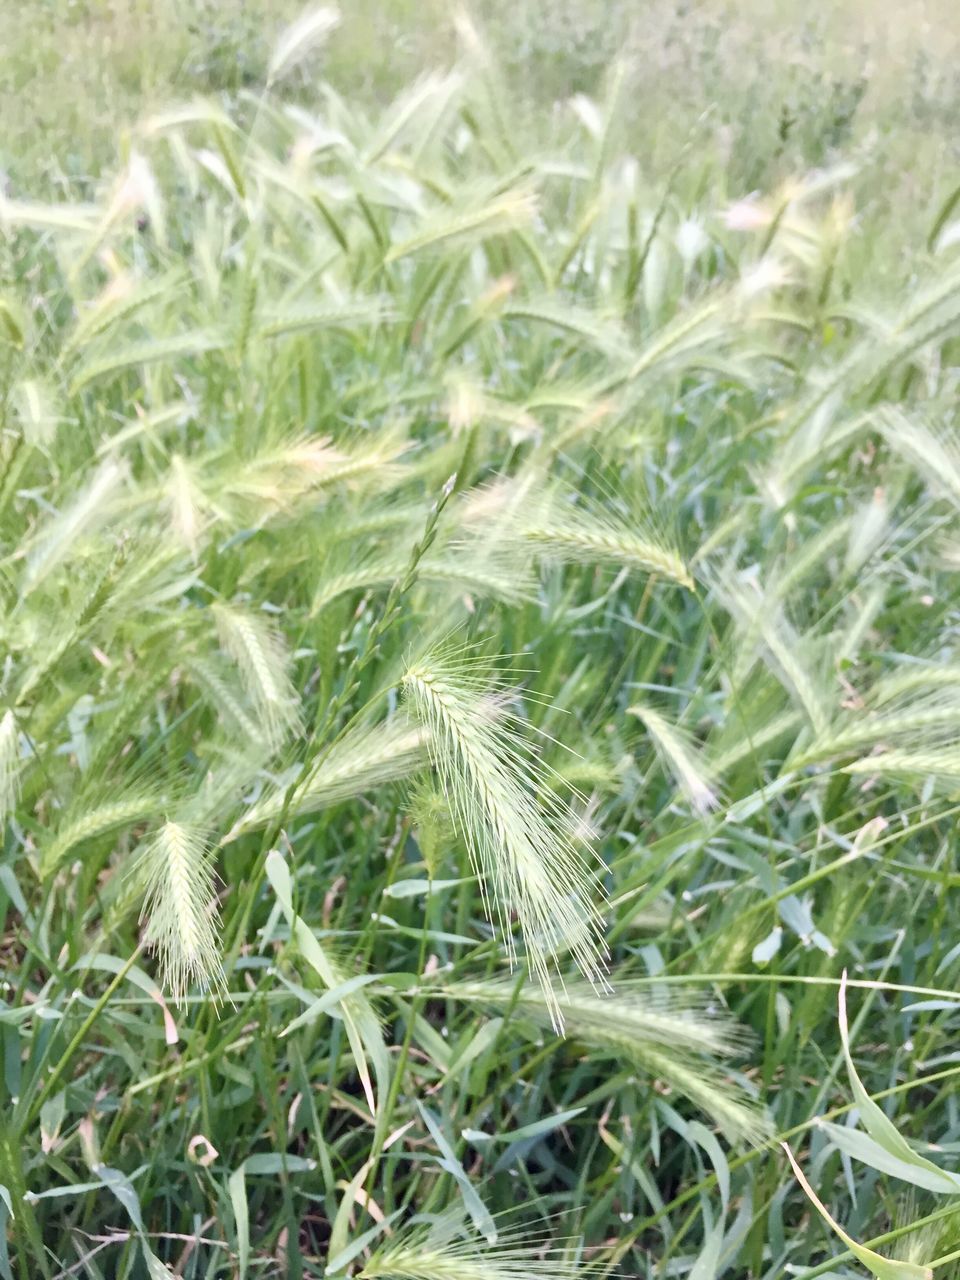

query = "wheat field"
[2,3,960,1277]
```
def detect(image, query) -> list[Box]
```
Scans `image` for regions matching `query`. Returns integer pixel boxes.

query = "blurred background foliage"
[3,0,960,272]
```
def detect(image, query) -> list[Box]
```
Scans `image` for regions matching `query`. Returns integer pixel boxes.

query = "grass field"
[3,3,960,1277]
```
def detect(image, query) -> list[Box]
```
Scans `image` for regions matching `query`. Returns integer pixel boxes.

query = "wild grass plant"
[2,5,960,1277]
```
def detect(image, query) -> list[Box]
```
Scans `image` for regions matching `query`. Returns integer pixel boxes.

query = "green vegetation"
[2,3,960,1277]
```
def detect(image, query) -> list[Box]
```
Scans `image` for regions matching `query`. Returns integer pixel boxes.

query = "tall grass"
[1,6,960,1277]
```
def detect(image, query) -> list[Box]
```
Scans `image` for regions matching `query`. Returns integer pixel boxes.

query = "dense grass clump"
[2,7,960,1277]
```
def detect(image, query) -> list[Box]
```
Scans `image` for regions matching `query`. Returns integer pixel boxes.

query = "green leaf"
[229,1165,249,1280]
[463,1106,585,1146]
[242,1153,317,1174]
[418,1103,497,1244]
[327,1158,374,1273]
[819,1120,960,1195]
[783,1143,932,1280]
[93,1164,146,1232]
[382,877,470,899]
[324,1211,401,1276]
[266,850,389,1120]
[839,972,960,1194]
[447,1017,504,1074]
[281,973,383,1035]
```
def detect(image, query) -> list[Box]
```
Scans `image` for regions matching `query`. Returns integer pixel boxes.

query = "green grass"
[2,4,960,1278]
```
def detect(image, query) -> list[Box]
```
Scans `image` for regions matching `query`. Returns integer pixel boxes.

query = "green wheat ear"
[359,1210,599,1280]
[438,977,770,1146]
[0,710,20,827]
[402,647,607,1029]
[224,717,429,841]
[135,821,225,1000]
[211,601,303,744]
[406,778,455,880]
[629,702,719,815]
[467,476,693,588]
